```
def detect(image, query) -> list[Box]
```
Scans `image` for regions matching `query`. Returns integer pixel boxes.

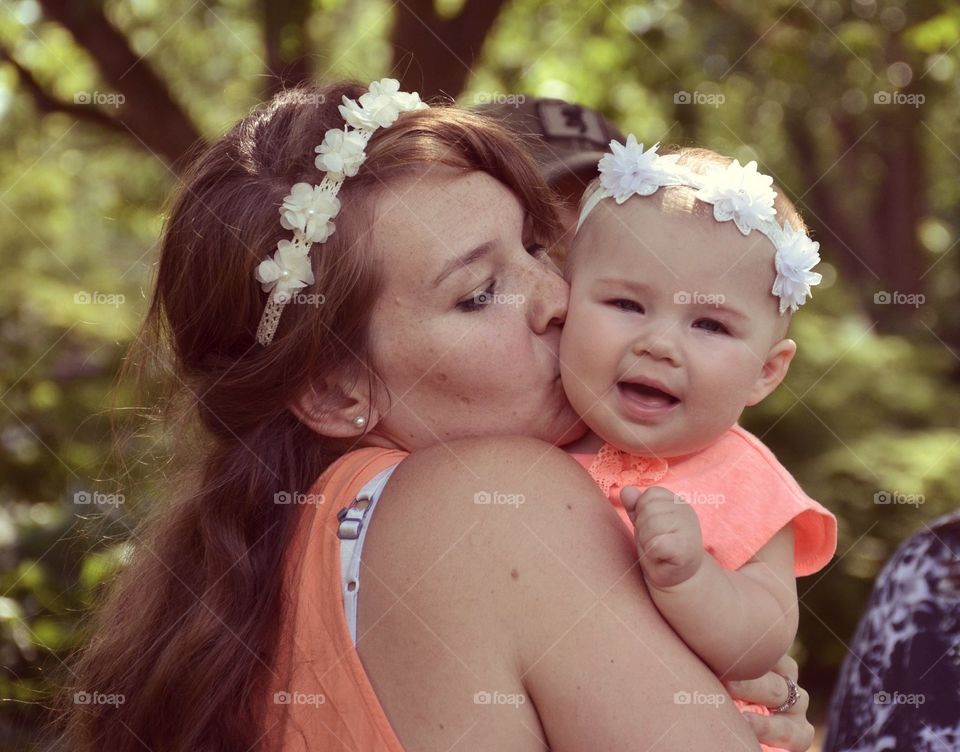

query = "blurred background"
[0,0,958,748]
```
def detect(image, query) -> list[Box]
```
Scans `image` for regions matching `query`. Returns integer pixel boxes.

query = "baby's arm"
[621,485,799,682]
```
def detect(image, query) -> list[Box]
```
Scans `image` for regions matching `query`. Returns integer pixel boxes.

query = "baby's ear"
[745,338,797,406]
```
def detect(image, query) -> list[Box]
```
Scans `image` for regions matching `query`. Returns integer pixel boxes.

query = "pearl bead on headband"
[253,79,429,346]
[577,135,823,314]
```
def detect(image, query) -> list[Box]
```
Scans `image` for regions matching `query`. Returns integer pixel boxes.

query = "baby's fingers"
[621,485,677,517]
[620,486,644,517]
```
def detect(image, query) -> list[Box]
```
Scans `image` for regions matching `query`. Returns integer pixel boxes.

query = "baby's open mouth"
[617,381,681,408]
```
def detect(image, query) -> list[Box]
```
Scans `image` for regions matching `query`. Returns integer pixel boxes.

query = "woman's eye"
[457,283,496,312]
[525,242,548,258]
[610,299,644,314]
[693,318,730,334]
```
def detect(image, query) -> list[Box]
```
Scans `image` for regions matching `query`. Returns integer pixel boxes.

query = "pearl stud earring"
[353,415,367,429]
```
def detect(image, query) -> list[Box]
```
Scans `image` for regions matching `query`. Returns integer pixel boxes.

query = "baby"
[558,137,838,739]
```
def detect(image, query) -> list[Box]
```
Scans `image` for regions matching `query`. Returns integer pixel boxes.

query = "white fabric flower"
[598,136,682,202]
[771,223,823,313]
[393,90,429,112]
[278,182,340,243]
[695,159,777,236]
[365,78,428,114]
[255,77,430,346]
[314,127,368,176]
[338,97,384,130]
[255,239,315,303]
[338,78,429,130]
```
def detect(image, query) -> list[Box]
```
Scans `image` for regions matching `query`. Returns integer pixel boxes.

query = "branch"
[36,0,204,170]
[0,46,124,133]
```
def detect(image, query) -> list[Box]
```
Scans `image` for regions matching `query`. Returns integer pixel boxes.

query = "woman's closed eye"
[693,318,730,335]
[457,281,497,312]
[457,243,549,313]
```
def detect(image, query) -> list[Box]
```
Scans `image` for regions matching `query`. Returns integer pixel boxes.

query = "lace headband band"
[577,135,823,314]
[253,79,429,346]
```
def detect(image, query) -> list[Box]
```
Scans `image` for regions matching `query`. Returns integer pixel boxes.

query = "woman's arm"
[368,436,762,751]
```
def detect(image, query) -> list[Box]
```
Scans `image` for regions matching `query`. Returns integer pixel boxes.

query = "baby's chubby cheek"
[557,311,603,415]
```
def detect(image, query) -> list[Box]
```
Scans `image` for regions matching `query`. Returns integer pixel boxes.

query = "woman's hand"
[723,654,814,751]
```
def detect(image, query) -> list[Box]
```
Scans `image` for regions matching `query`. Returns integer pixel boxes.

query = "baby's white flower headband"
[253,78,429,345]
[577,135,823,314]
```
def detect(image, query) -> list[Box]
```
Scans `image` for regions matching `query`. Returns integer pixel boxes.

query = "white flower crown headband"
[577,135,823,314]
[253,78,429,345]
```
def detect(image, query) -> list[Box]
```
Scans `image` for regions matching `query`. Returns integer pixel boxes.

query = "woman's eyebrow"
[431,240,495,288]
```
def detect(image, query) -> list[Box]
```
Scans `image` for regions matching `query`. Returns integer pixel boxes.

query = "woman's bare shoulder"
[366,435,608,592]
[359,436,760,750]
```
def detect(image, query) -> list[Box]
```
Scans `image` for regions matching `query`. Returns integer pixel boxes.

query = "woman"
[53,80,814,751]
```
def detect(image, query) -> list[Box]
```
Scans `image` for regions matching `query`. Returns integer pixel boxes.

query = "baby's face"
[559,196,793,458]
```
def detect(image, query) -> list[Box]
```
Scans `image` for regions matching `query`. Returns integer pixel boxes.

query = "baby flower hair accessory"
[577,135,823,314]
[254,79,429,345]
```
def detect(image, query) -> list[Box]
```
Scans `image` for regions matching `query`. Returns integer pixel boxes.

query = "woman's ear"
[291,371,379,438]
[745,338,797,407]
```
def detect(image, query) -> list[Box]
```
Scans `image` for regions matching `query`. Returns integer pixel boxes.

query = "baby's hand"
[620,486,705,590]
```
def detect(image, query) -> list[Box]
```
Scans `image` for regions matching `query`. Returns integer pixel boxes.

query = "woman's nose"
[527,259,569,334]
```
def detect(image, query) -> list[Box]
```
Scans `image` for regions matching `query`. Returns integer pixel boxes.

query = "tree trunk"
[262,0,313,100]
[391,0,508,98]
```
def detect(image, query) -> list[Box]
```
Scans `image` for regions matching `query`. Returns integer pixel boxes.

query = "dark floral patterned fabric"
[823,512,960,752]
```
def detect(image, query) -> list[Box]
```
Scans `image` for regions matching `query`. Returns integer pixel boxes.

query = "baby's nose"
[631,328,680,364]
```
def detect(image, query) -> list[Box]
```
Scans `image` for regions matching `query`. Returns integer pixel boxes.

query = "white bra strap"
[336,463,400,645]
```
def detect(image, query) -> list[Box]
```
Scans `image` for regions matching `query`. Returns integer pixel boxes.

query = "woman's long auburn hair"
[49,81,560,752]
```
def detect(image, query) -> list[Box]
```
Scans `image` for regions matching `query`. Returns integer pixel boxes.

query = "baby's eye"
[609,299,644,314]
[693,318,730,334]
